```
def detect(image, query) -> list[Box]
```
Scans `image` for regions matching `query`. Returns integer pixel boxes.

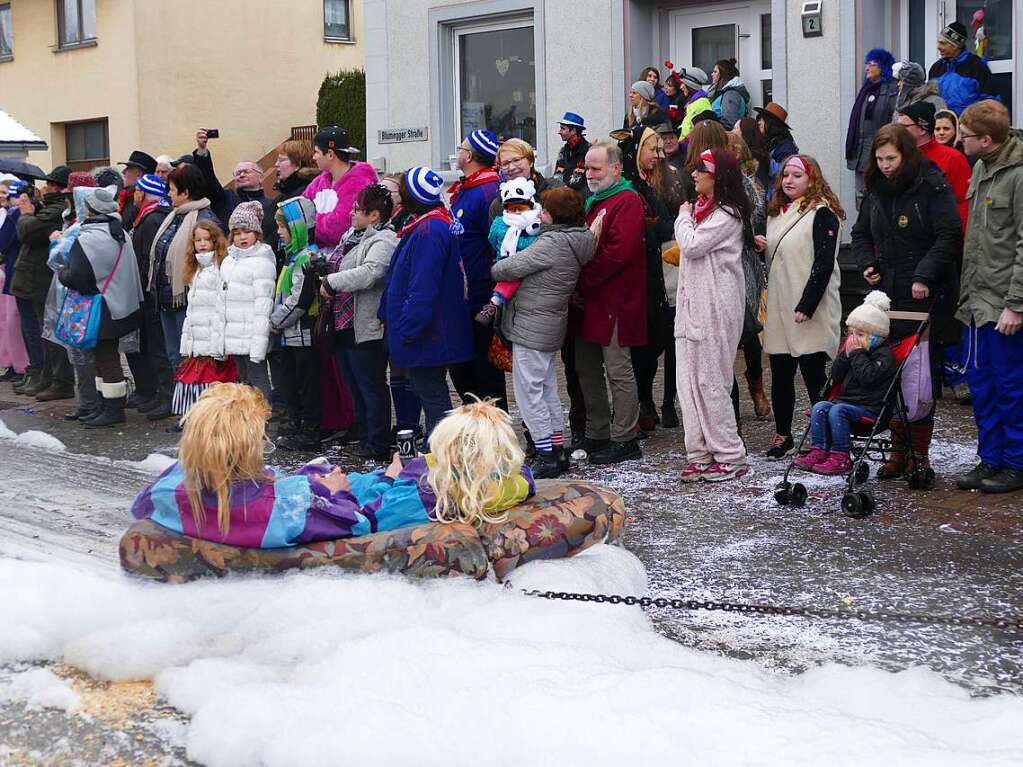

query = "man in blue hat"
[554,112,591,195]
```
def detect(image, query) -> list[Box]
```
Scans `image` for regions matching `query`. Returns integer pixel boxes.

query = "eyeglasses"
[498,157,527,168]
[959,132,980,140]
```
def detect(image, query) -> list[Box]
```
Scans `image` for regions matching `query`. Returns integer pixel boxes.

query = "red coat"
[578,188,647,347]
[921,139,971,233]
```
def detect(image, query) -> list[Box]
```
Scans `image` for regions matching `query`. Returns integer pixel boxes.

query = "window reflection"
[458,25,536,147]
[956,0,1012,62]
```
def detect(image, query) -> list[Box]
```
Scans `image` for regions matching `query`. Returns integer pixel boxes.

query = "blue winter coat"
[927,50,999,115]
[0,208,20,295]
[379,216,474,369]
[449,181,500,312]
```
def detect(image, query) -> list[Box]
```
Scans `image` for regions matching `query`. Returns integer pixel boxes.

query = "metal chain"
[517,589,1023,632]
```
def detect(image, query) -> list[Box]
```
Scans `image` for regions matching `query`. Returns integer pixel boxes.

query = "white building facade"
[364,0,1020,218]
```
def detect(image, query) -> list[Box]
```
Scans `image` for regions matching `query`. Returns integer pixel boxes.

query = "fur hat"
[228,201,264,233]
[631,80,656,102]
[864,48,896,81]
[83,185,120,216]
[846,290,892,338]
[499,178,537,206]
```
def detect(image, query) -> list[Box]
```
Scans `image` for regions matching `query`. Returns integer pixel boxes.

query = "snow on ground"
[0,668,80,712]
[0,417,67,452]
[1,550,1021,767]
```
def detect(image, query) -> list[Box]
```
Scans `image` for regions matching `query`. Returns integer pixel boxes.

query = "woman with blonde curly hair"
[756,154,846,460]
[130,386,535,546]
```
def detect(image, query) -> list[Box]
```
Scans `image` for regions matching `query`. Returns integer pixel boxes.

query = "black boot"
[84,382,127,428]
[555,444,570,472]
[13,367,41,394]
[957,462,999,491]
[979,468,1023,494]
[589,439,642,465]
[279,426,322,452]
[529,449,562,479]
[145,398,174,421]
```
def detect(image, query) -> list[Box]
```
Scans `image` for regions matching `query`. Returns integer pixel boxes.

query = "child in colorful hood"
[130,385,535,548]
[270,196,322,452]
[796,291,898,475]
[475,178,543,326]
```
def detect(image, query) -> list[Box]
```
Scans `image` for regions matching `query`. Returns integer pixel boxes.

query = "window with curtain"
[65,119,109,171]
[57,0,96,48]
[323,0,351,41]
[0,4,12,60]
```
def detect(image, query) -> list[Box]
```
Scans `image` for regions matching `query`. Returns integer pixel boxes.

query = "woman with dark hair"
[148,163,221,387]
[934,109,966,155]
[846,48,899,204]
[758,155,845,460]
[734,116,771,191]
[321,184,399,459]
[378,167,474,437]
[708,58,750,130]
[852,123,961,479]
[640,66,670,112]
[672,148,751,483]
[755,103,799,200]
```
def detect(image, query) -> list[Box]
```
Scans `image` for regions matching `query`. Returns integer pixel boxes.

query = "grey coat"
[324,225,398,344]
[847,79,900,172]
[492,224,595,352]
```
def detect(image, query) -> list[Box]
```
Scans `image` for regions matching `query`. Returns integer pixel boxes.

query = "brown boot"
[877,420,909,479]
[906,421,934,473]
[746,371,771,419]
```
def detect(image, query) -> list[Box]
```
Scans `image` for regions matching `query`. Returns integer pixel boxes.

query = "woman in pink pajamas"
[673,149,753,483]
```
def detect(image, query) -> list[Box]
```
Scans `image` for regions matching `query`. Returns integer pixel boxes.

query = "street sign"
[378,126,429,144]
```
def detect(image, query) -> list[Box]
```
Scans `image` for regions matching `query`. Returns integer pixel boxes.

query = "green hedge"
[316,68,367,154]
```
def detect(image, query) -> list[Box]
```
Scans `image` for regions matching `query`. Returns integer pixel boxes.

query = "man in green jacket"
[955,101,1023,494]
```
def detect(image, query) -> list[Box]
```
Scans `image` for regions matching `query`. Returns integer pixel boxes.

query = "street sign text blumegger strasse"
[378,127,429,144]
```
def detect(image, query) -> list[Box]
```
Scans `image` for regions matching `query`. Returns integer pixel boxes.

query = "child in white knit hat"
[796,290,898,475]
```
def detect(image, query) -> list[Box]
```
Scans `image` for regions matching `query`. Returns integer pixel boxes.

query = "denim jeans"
[408,365,452,438]
[16,297,44,369]
[338,345,391,452]
[810,400,877,453]
[159,307,187,371]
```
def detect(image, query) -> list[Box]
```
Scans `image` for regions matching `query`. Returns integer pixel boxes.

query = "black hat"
[691,110,722,127]
[901,101,937,133]
[118,150,157,174]
[170,153,195,167]
[45,165,72,187]
[314,126,359,156]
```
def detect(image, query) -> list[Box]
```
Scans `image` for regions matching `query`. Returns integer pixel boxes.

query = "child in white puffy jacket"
[220,201,277,402]
[174,220,235,416]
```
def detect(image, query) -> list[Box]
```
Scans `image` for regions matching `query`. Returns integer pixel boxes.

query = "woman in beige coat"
[757,155,845,460]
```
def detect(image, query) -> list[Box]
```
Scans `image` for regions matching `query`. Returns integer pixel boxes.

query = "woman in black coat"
[851,123,962,480]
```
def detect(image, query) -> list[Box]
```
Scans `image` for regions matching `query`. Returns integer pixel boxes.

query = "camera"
[304,253,332,279]
[205,128,220,139]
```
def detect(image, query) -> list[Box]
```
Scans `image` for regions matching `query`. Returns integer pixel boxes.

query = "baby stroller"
[774,310,934,518]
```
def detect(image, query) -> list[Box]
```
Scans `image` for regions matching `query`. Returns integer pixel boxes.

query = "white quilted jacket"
[219,242,277,362]
[179,252,225,358]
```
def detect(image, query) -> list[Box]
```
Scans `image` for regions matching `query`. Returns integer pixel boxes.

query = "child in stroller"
[795,291,897,475]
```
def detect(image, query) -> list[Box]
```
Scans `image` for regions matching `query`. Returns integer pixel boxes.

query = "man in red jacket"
[575,142,646,465]
[896,102,971,228]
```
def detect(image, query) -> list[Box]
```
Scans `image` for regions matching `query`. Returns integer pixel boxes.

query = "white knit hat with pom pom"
[846,290,891,337]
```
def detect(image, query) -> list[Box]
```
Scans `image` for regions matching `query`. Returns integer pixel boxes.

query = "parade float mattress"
[119,480,626,583]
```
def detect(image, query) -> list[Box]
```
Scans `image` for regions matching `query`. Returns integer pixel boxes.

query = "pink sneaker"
[794,447,829,471]
[814,451,852,475]
[681,461,710,482]
[702,462,750,483]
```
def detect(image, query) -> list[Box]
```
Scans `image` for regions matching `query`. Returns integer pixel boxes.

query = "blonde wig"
[427,399,525,527]
[178,383,273,536]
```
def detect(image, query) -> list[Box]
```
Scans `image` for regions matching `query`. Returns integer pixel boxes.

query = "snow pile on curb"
[0,668,80,712]
[0,419,67,453]
[1,553,1021,766]
[123,453,177,475]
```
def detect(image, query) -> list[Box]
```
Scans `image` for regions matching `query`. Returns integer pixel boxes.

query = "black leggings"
[770,352,829,437]
[94,339,125,384]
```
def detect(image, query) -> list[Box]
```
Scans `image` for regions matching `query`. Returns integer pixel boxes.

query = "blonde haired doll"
[130,388,535,546]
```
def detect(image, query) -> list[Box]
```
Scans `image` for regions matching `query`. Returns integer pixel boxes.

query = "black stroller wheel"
[790,483,808,508]
[855,462,870,483]
[842,492,868,518]
[774,480,791,506]
[859,490,876,515]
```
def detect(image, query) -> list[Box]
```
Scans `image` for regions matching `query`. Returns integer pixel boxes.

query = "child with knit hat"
[796,291,899,475]
[476,178,543,325]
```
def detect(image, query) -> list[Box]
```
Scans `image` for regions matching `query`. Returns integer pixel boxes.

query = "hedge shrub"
[316,68,367,152]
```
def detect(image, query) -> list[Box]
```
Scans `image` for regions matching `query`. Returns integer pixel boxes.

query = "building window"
[65,119,108,171]
[760,13,772,70]
[956,0,1012,62]
[57,0,96,49]
[0,3,12,61]
[455,20,536,148]
[323,0,351,41]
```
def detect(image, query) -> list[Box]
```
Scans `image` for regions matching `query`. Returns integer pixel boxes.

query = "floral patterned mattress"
[119,480,626,583]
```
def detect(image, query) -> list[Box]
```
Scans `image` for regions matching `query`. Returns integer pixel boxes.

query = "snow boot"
[746,371,771,419]
[906,421,934,474]
[66,376,102,422]
[84,381,128,428]
[529,449,562,479]
[20,370,51,396]
[877,420,909,479]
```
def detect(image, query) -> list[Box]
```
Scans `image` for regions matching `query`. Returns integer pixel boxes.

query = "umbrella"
[0,158,48,180]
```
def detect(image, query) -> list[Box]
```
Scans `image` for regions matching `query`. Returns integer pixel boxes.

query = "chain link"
[516,589,1023,632]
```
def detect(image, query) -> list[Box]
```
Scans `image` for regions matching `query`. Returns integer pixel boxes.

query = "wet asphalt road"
[1,375,1021,762]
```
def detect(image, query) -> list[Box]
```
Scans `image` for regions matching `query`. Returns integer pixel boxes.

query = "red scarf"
[447,167,500,202]
[566,134,585,150]
[693,194,716,225]
[133,200,162,229]
[398,207,453,239]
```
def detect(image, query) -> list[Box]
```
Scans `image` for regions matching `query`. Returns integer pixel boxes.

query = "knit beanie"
[901,101,937,133]
[404,167,444,205]
[136,173,167,198]
[680,67,709,91]
[63,171,97,195]
[892,60,926,88]
[846,290,891,338]
[228,200,263,233]
[940,21,968,49]
[466,129,500,163]
[631,80,656,102]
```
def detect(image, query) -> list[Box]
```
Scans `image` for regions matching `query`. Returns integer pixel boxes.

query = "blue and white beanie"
[404,166,444,206]
[467,129,500,163]
[136,173,168,199]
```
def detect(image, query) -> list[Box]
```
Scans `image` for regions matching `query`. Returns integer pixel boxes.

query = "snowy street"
[1,387,1022,765]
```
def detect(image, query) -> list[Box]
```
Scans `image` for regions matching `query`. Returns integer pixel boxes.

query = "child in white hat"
[796,290,899,475]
